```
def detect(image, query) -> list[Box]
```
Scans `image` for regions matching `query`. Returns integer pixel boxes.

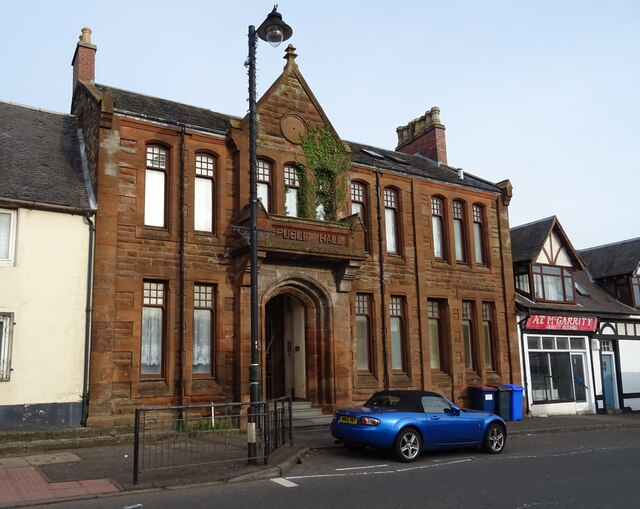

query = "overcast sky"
[1,1,638,249]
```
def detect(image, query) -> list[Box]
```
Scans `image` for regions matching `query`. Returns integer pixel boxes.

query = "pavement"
[2,411,640,507]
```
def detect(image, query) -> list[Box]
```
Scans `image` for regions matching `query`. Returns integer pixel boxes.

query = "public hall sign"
[525,314,598,332]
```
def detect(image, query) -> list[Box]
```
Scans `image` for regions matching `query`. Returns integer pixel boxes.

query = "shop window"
[472,204,486,265]
[530,351,574,402]
[384,188,399,254]
[141,281,165,376]
[195,154,215,232]
[193,284,214,376]
[144,146,167,227]
[452,201,467,262]
[355,294,373,372]
[284,165,300,217]
[257,160,271,212]
[390,296,406,372]
[431,197,445,260]
[532,264,575,303]
[0,313,13,381]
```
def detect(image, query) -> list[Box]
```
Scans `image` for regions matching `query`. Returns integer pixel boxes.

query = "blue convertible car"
[330,390,506,462]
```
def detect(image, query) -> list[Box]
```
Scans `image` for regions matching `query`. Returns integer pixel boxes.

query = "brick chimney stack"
[395,107,447,165]
[71,27,97,93]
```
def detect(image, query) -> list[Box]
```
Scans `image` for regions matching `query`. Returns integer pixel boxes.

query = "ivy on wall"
[296,124,351,221]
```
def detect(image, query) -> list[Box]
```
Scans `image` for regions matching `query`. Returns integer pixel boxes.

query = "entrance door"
[265,295,306,400]
[602,354,617,410]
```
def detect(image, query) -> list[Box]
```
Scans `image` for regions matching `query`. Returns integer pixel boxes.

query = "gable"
[534,231,573,267]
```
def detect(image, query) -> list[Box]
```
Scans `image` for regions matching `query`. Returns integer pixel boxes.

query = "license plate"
[339,416,358,424]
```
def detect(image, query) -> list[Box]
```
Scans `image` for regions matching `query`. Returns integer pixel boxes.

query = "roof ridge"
[578,236,640,252]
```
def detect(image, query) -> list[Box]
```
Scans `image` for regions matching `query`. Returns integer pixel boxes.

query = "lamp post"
[247,6,293,463]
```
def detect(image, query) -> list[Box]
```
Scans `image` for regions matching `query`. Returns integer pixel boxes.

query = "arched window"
[257,160,271,212]
[452,200,467,262]
[284,165,300,217]
[473,204,486,265]
[431,197,445,260]
[195,154,215,232]
[144,145,167,227]
[384,188,399,254]
[351,181,366,218]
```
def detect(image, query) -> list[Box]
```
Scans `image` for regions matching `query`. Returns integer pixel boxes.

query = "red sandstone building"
[71,28,521,426]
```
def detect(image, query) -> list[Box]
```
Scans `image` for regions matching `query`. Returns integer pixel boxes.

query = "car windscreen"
[364,393,418,412]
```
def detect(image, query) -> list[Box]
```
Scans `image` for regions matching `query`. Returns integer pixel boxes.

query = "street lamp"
[247,5,292,463]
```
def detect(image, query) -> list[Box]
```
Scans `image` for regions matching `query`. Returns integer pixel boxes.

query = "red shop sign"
[525,314,598,332]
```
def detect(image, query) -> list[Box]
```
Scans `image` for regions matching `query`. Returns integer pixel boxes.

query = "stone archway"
[262,278,335,408]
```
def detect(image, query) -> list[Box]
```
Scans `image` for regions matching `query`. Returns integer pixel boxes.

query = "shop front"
[520,314,599,416]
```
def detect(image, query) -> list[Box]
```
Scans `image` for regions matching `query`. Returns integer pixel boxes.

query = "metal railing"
[133,397,292,485]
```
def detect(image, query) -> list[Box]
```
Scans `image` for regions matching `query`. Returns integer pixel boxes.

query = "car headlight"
[360,416,380,426]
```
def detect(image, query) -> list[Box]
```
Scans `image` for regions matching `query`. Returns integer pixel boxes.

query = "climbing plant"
[298,124,351,221]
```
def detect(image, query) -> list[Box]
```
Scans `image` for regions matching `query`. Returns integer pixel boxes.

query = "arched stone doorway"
[262,278,335,407]
[265,294,306,400]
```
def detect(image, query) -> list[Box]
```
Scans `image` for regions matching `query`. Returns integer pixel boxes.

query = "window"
[390,296,406,371]
[257,160,271,212]
[530,352,574,402]
[482,303,495,370]
[453,201,466,262]
[528,334,588,403]
[0,314,13,381]
[431,197,445,259]
[422,395,452,414]
[355,294,373,372]
[0,209,17,266]
[462,301,476,371]
[284,165,300,217]
[195,154,215,232]
[428,300,445,371]
[472,205,486,265]
[351,182,366,219]
[632,277,640,308]
[532,265,575,302]
[141,281,165,376]
[384,188,399,254]
[144,146,167,227]
[193,284,214,375]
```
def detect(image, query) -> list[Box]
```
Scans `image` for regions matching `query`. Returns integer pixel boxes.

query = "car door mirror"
[444,405,461,415]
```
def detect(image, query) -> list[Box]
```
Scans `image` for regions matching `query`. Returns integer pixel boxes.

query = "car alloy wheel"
[394,428,422,462]
[483,423,506,454]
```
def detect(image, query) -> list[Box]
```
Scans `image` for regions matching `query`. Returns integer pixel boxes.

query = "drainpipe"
[375,168,390,390]
[81,213,95,427]
[178,127,187,409]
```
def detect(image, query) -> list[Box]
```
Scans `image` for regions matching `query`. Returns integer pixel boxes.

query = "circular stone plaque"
[280,114,307,144]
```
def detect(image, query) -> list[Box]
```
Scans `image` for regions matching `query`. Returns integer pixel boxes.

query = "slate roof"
[348,141,500,194]
[516,270,639,318]
[96,85,232,136]
[578,238,640,279]
[510,216,556,263]
[0,101,94,211]
[92,85,502,194]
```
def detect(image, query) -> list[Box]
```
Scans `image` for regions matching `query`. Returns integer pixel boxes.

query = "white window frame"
[0,313,14,381]
[0,209,17,266]
[284,165,300,217]
[384,189,399,254]
[195,154,215,233]
[193,284,214,375]
[144,146,167,227]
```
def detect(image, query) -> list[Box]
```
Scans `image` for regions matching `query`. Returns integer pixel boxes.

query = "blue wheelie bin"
[500,383,525,421]
[469,385,497,414]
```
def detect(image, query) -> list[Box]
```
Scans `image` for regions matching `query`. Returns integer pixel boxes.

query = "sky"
[1,0,638,250]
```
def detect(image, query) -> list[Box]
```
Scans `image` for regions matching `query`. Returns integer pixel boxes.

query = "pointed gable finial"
[284,44,298,69]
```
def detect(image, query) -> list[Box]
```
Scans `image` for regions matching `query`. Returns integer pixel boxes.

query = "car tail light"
[359,416,380,426]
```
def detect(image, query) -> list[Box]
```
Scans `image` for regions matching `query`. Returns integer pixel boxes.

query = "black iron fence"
[133,397,292,485]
